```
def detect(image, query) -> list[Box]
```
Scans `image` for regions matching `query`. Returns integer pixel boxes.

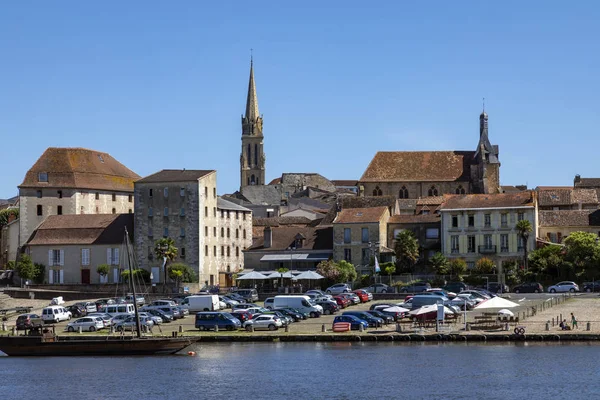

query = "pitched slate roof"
[539,210,600,227]
[217,197,252,212]
[248,226,333,251]
[321,196,397,225]
[333,207,388,224]
[332,180,358,186]
[253,216,313,227]
[240,185,281,205]
[360,151,475,183]
[537,188,598,207]
[572,189,598,204]
[575,178,600,187]
[20,148,140,191]
[136,169,214,183]
[388,214,441,224]
[26,214,133,245]
[440,191,535,210]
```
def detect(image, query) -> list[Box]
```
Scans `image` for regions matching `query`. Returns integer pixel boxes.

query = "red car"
[353,290,370,303]
[333,295,351,308]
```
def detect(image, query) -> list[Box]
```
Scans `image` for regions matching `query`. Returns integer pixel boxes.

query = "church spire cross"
[245,55,259,121]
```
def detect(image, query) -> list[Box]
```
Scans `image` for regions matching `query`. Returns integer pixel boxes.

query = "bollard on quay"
[284,324,289,333]
[214,324,219,332]
[359,324,364,332]
[11,326,15,336]
[545,321,550,331]
[587,322,591,331]
[78,326,82,334]
[1,322,5,332]
[552,318,555,327]
[396,323,402,333]
[321,324,326,333]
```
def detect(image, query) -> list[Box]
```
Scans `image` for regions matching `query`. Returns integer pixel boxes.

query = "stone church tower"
[471,109,501,194]
[240,58,265,190]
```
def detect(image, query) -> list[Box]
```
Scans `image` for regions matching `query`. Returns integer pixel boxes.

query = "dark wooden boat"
[0,228,193,357]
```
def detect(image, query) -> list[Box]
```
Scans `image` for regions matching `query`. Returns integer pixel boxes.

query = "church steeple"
[240,57,265,190]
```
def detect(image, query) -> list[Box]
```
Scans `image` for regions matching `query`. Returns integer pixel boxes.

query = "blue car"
[333,315,369,330]
[342,311,384,327]
[195,312,241,331]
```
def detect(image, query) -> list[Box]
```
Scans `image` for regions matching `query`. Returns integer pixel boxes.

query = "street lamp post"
[522,231,530,272]
[484,276,489,291]
[288,246,295,291]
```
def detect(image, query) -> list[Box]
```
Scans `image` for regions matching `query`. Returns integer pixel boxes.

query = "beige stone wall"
[361,181,471,199]
[28,243,124,284]
[214,207,253,276]
[19,188,133,248]
[1,220,19,265]
[539,226,600,242]
[333,210,389,267]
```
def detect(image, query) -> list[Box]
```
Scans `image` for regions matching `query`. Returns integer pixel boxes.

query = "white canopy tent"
[266,271,294,279]
[294,271,324,280]
[475,296,519,309]
[236,271,268,280]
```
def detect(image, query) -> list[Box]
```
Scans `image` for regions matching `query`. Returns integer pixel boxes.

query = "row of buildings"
[1,60,599,287]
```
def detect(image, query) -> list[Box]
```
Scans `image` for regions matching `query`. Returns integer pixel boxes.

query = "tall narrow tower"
[240,58,265,190]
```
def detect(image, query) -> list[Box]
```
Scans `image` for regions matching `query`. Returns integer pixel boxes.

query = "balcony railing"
[500,246,509,253]
[451,248,459,254]
[478,245,497,254]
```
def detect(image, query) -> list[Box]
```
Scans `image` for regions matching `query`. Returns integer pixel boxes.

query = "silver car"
[66,317,104,332]
[326,283,352,295]
[114,316,154,332]
[243,315,283,331]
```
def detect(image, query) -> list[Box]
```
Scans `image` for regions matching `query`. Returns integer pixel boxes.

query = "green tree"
[382,262,396,285]
[529,245,568,277]
[429,252,450,275]
[316,260,357,286]
[154,238,178,283]
[449,258,467,278]
[15,254,35,283]
[394,230,419,273]
[563,231,600,278]
[0,208,18,230]
[96,264,110,281]
[516,219,533,270]
[475,257,495,274]
[168,263,197,287]
[276,267,289,286]
[121,268,151,284]
[5,260,15,271]
[33,263,46,284]
[337,260,357,283]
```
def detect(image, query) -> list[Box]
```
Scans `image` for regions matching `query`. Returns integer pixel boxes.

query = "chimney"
[264,226,272,249]
[574,174,581,185]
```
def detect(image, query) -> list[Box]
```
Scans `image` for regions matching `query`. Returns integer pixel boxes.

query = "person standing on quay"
[571,313,578,329]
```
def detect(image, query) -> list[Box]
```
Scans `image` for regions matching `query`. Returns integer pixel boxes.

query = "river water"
[1,342,596,399]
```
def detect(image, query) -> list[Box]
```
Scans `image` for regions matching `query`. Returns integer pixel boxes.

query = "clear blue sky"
[1,1,599,198]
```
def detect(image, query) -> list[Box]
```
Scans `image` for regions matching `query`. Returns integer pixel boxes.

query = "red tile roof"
[248,226,333,251]
[333,207,388,224]
[440,191,535,210]
[388,214,440,223]
[360,151,475,182]
[26,214,133,245]
[20,148,140,192]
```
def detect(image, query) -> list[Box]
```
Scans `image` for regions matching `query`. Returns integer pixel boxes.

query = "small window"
[227,228,230,238]
[425,228,439,239]
[518,212,524,221]
[112,208,116,214]
[37,205,43,216]
[361,228,369,243]
[213,246,217,256]
[344,228,351,244]
[205,186,208,197]
[484,214,491,227]
[236,247,239,257]
[148,207,153,217]
[227,211,230,218]
[149,189,153,197]
[38,172,48,182]
[180,228,185,237]
[236,229,239,238]
[373,186,382,196]
[36,190,42,198]
[468,215,474,227]
[399,186,408,199]
[243,212,247,221]
[95,192,100,200]
[128,209,132,214]
[57,190,63,199]
[221,246,224,256]
[181,248,186,258]
[57,205,63,215]
[128,194,132,203]
[501,213,508,227]
[205,245,208,256]
[227,246,230,257]
[221,228,224,237]
[236,211,239,219]
[164,188,169,197]
[213,207,216,217]
[243,230,247,239]
[213,227,217,236]
[221,210,224,218]
[205,207,208,217]
[180,187,185,197]
[456,185,466,195]
[213,188,216,198]
[112,193,116,202]
[452,215,458,228]
[164,207,169,216]
[163,228,169,237]
[428,186,438,196]
[205,226,208,236]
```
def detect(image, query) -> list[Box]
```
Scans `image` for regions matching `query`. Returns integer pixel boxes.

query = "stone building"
[134,170,252,287]
[358,111,500,198]
[25,214,133,284]
[240,58,266,189]
[387,214,441,266]
[538,210,600,244]
[439,191,537,275]
[332,206,394,275]
[536,187,599,211]
[18,147,139,248]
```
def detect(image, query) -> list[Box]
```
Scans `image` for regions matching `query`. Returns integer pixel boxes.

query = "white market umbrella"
[475,296,519,309]
[409,304,454,316]
[266,271,294,279]
[498,309,515,317]
[294,271,324,280]
[236,271,268,280]
[382,306,410,313]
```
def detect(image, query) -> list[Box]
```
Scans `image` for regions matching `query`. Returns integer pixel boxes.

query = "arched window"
[227,228,230,238]
[227,246,230,257]
[399,186,408,199]
[221,227,224,237]
[250,174,256,185]
[236,229,239,238]
[247,177,250,185]
[456,185,465,195]
[247,144,251,166]
[428,186,438,196]
[373,186,382,196]
[254,144,258,166]
[236,247,239,257]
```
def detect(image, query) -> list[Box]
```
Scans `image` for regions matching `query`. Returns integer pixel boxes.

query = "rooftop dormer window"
[38,172,48,182]
[98,155,104,163]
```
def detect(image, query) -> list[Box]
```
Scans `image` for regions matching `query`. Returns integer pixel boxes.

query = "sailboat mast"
[124,227,142,339]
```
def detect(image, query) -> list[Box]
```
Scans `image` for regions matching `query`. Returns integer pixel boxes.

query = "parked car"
[448,294,477,310]
[219,296,239,308]
[124,294,146,306]
[365,310,394,324]
[326,283,352,295]
[443,282,468,293]
[548,281,579,293]
[16,313,43,330]
[362,283,392,293]
[425,289,456,299]
[314,300,339,315]
[582,282,600,292]
[486,282,510,293]
[332,315,368,330]
[340,293,360,305]
[399,282,431,293]
[110,314,131,326]
[74,302,97,313]
[342,311,384,327]
[114,316,154,332]
[243,314,282,331]
[460,290,492,300]
[95,298,116,312]
[138,312,162,325]
[143,308,174,323]
[66,305,87,318]
[512,282,544,294]
[234,289,259,303]
[66,317,104,332]
[262,310,293,326]
[229,311,253,324]
[41,306,72,324]
[353,289,372,302]
[305,290,333,300]
[264,297,275,310]
[195,312,241,331]
[275,308,304,322]
[226,293,247,303]
[86,313,113,328]
[231,303,259,310]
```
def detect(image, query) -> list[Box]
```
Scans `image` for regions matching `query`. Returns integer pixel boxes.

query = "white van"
[272,295,323,317]
[151,300,177,307]
[180,295,220,312]
[41,306,71,324]
[104,303,135,317]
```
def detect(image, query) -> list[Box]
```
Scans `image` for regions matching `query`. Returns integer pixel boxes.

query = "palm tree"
[394,230,420,273]
[516,219,533,271]
[154,238,178,284]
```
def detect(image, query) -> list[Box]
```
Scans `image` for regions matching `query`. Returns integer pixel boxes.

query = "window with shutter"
[48,270,53,284]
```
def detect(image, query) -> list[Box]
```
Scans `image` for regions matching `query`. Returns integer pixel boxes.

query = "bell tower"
[240,57,265,190]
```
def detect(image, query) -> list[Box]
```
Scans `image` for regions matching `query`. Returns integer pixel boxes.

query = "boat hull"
[0,336,192,356]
